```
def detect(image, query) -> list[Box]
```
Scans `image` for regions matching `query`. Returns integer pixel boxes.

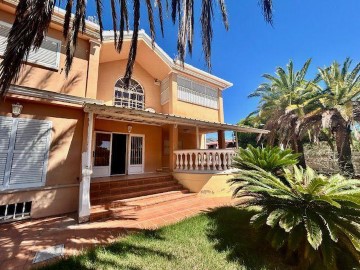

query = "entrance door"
[128,135,144,174]
[111,134,127,175]
[92,132,111,178]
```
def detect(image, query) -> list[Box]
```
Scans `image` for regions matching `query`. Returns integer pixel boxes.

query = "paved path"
[0,196,235,270]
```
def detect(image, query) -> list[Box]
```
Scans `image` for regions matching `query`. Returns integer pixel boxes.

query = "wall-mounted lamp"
[127,124,133,133]
[154,79,161,86]
[12,103,23,117]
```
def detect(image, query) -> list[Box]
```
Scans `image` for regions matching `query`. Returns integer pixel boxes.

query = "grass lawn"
[38,207,314,270]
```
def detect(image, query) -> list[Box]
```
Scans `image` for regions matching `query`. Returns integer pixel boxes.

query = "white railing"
[174,149,236,172]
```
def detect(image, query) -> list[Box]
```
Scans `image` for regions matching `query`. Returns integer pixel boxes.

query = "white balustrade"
[174,149,236,172]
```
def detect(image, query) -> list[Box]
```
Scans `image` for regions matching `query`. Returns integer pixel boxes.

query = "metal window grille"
[114,78,145,110]
[130,137,143,165]
[0,201,32,223]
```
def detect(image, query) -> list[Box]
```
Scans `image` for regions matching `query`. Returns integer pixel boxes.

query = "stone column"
[218,130,226,149]
[78,112,94,223]
[169,124,179,171]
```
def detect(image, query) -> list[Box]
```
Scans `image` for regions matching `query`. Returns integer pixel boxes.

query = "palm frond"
[0,0,56,96]
[232,162,360,267]
[259,0,273,24]
[200,0,214,70]
[0,0,273,96]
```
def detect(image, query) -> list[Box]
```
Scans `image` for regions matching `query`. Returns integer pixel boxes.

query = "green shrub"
[233,145,300,176]
[230,166,360,269]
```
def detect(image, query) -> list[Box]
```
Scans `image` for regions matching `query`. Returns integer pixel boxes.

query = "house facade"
[0,1,266,223]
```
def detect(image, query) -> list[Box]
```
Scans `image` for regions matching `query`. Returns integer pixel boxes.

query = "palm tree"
[302,58,360,176]
[0,0,274,97]
[248,59,316,167]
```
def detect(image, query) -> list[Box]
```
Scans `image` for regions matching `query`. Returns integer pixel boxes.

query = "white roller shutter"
[0,117,52,190]
[0,21,61,70]
[0,118,13,186]
[0,22,8,55]
[177,76,219,109]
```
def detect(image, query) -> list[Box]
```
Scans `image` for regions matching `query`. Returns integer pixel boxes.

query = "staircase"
[90,174,195,221]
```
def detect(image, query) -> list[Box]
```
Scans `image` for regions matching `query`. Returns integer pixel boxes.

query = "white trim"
[8,85,103,106]
[0,183,79,194]
[1,1,100,39]
[102,30,233,90]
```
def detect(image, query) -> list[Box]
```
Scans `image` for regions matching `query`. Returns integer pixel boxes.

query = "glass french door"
[92,132,111,178]
[128,135,144,174]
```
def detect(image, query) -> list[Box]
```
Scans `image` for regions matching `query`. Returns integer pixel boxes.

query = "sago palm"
[230,165,360,269]
[303,58,360,176]
[0,0,274,96]
[233,144,300,176]
[249,59,316,167]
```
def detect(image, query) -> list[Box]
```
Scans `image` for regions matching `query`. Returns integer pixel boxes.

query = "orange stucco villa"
[0,1,267,223]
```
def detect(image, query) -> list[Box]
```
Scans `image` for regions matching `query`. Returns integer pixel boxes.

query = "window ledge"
[0,183,79,194]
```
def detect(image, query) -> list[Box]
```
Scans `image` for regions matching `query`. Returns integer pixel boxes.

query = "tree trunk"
[290,116,306,168]
[334,122,355,177]
[296,140,306,168]
[291,137,306,168]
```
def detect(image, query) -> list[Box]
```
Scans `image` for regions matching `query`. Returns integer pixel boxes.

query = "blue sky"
[80,0,360,126]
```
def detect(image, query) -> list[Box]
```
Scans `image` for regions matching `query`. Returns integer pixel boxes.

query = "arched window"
[114,78,145,110]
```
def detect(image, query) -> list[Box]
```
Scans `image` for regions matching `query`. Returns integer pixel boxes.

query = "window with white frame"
[0,21,61,70]
[114,78,145,110]
[177,76,219,109]
[0,117,52,190]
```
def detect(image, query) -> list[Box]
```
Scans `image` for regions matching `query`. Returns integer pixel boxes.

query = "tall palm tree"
[302,58,360,176]
[0,0,274,97]
[249,59,316,167]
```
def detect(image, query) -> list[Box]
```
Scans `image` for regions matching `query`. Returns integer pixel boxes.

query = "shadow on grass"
[38,229,171,270]
[205,207,296,270]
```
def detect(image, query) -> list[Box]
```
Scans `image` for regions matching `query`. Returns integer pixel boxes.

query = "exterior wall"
[94,119,162,173]
[0,98,84,218]
[161,127,170,169]
[179,131,197,150]
[174,101,220,122]
[0,187,78,219]
[173,172,235,197]
[0,9,90,98]
[97,60,162,112]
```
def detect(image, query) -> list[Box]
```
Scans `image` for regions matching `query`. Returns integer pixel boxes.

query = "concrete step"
[90,191,196,222]
[90,180,179,199]
[90,185,187,205]
[90,175,174,190]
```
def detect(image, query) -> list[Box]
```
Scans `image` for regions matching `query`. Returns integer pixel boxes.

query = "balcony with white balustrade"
[174,149,237,173]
